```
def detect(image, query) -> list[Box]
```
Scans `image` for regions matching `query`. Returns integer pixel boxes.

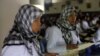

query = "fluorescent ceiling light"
[52,0,65,3]
[33,5,45,11]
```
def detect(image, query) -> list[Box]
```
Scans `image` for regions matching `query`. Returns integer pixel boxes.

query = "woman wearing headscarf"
[57,5,81,46]
[45,5,81,56]
[1,4,43,56]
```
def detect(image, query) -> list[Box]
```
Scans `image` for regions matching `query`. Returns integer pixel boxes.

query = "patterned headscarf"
[3,4,43,56]
[57,5,77,44]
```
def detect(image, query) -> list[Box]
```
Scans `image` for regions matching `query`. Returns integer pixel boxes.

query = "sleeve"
[77,36,82,44]
[82,21,90,30]
[70,31,81,44]
[45,27,63,53]
[71,31,78,44]
[92,29,100,43]
[96,29,100,41]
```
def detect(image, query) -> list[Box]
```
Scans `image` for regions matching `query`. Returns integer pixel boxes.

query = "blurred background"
[0,0,100,56]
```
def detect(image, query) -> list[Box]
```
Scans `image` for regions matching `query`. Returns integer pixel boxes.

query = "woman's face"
[32,17,41,33]
[68,12,77,25]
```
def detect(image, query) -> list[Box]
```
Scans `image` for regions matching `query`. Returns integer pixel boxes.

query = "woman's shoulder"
[50,26,61,31]
[46,26,61,33]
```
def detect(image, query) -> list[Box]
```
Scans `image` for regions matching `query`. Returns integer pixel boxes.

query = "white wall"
[0,0,29,54]
[46,0,100,14]
[71,0,100,12]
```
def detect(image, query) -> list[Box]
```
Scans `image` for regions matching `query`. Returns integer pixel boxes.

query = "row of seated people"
[39,8,100,56]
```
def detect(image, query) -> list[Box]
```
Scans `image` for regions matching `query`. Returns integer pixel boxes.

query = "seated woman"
[91,20,100,54]
[45,5,80,56]
[92,20,100,45]
[84,20,100,56]
[1,4,44,56]
[91,15,99,26]
[81,14,91,30]
[76,18,83,33]
[80,14,96,42]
